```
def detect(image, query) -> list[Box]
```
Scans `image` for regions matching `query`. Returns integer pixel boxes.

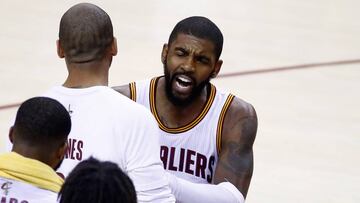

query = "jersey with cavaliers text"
[130,77,234,184]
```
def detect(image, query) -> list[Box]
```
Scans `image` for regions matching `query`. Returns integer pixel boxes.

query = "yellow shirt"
[0,152,63,193]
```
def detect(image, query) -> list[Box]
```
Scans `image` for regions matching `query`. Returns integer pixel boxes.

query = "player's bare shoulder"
[222,96,258,144]
[112,84,131,98]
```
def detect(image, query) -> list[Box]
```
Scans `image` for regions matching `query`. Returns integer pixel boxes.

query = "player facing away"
[43,3,174,202]
[114,16,258,202]
[1,97,71,203]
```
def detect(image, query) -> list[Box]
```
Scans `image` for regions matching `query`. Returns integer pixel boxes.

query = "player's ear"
[52,141,67,171]
[211,59,223,78]
[57,141,67,160]
[8,126,14,144]
[161,44,168,65]
[57,40,65,58]
[110,37,118,56]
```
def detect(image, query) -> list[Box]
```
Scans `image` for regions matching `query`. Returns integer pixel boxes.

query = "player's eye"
[175,51,184,56]
[175,48,187,57]
[197,56,210,64]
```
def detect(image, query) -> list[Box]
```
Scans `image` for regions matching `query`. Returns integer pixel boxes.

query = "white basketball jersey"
[43,85,175,203]
[130,77,234,184]
[0,177,57,203]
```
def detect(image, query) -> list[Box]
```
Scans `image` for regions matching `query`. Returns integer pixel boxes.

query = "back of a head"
[59,3,114,63]
[59,157,137,203]
[13,97,71,151]
[168,16,224,60]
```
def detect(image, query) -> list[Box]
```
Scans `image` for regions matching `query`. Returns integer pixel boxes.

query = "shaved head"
[59,3,113,63]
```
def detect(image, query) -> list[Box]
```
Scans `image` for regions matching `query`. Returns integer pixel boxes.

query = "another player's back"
[43,85,158,176]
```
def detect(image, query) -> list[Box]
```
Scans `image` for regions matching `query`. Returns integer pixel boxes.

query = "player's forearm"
[213,164,253,197]
[167,173,244,203]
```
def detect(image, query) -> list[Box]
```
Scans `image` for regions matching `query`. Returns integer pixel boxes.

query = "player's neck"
[63,61,109,88]
[12,145,54,169]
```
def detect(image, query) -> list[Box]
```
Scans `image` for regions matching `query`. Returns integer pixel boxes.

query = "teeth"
[178,75,191,83]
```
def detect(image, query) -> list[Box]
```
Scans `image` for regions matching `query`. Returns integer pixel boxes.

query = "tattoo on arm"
[216,115,258,197]
[220,140,253,176]
[223,116,256,170]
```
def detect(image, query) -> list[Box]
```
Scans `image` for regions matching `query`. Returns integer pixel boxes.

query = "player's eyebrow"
[174,47,188,53]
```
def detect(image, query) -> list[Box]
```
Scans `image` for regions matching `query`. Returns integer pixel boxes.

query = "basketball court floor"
[0,0,359,202]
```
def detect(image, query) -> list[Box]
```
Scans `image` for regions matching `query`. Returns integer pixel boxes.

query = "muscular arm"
[214,97,258,198]
[112,84,131,98]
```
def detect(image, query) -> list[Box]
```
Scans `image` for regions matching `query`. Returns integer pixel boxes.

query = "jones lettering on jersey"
[0,197,28,203]
[65,138,83,161]
[160,146,215,183]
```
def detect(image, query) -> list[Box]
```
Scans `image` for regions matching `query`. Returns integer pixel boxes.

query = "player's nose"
[181,57,195,73]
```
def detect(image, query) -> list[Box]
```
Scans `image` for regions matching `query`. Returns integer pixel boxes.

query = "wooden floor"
[0,0,359,202]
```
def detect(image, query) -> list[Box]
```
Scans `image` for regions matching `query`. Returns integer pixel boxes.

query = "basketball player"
[114,16,258,202]
[0,97,71,203]
[43,3,174,202]
[59,157,137,203]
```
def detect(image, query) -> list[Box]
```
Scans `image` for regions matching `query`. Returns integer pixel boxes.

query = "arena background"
[0,0,359,202]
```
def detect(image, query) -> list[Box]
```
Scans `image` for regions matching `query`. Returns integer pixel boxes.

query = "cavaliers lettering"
[65,138,84,161]
[160,146,215,183]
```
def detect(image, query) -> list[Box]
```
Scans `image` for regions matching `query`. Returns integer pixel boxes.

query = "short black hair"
[59,3,114,63]
[59,157,137,203]
[168,16,224,60]
[13,97,71,150]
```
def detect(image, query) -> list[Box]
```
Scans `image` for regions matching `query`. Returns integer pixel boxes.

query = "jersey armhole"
[129,82,136,102]
[216,94,235,155]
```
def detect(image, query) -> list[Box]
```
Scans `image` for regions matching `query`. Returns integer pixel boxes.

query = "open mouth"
[176,75,192,87]
[172,74,194,95]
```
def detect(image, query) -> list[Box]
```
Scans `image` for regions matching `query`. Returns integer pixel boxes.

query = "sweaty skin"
[113,33,257,198]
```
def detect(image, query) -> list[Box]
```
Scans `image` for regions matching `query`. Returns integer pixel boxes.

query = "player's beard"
[164,63,211,107]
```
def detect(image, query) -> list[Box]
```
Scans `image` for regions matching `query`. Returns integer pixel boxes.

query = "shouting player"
[114,16,258,202]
